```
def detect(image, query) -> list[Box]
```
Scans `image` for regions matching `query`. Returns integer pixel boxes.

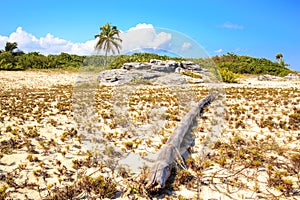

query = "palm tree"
[275,53,286,66]
[275,53,283,62]
[5,42,18,52]
[94,23,122,65]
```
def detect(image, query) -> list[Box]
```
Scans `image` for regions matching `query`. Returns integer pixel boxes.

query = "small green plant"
[218,68,239,83]
[202,160,214,169]
[61,150,67,157]
[181,71,202,79]
[118,165,130,178]
[123,141,134,150]
[289,113,300,130]
[130,78,152,85]
[232,136,245,145]
[0,184,8,200]
[5,126,12,132]
[26,154,39,162]
[290,153,300,169]
[217,156,227,167]
[104,146,116,157]
[251,159,262,167]
[78,175,117,198]
[235,120,246,129]
[173,170,194,190]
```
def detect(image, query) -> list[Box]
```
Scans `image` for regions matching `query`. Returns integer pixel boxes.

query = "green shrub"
[0,51,84,70]
[213,53,294,76]
[0,52,20,70]
[78,175,117,198]
[218,68,239,83]
[289,113,300,130]
[52,52,84,68]
[108,55,132,69]
[82,55,111,67]
[0,184,8,199]
[181,71,202,79]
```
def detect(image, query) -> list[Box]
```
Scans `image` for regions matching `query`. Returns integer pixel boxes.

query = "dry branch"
[146,93,215,188]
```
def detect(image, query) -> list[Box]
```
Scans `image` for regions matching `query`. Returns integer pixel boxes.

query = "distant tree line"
[0,42,295,82]
[0,42,84,70]
[212,53,294,77]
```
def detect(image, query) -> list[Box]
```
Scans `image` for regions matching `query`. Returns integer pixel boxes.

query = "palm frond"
[94,22,122,65]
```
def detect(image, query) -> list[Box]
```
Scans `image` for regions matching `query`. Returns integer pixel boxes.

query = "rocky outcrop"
[122,62,151,70]
[97,69,161,86]
[121,59,202,73]
[285,73,300,80]
[258,74,283,81]
[98,59,209,86]
[175,67,185,73]
[97,69,200,86]
[257,73,300,81]
[181,60,202,71]
[150,64,176,72]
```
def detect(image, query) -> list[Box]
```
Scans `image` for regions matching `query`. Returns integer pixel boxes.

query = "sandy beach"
[0,70,299,199]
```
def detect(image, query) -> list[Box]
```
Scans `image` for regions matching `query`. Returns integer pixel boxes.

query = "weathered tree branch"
[146,94,215,188]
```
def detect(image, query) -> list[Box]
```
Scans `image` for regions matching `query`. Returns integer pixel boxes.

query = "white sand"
[0,70,299,199]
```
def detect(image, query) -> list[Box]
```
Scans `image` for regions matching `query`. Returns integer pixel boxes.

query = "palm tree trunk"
[105,49,108,66]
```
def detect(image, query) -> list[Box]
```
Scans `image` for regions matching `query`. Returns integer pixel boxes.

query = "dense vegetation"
[212,53,294,76]
[0,52,84,70]
[0,42,296,83]
[0,48,183,70]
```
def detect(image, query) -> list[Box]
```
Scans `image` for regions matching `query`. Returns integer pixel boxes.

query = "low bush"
[213,53,294,76]
[0,52,84,70]
[218,68,239,83]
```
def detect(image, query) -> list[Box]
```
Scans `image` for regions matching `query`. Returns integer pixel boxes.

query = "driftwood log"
[146,94,215,188]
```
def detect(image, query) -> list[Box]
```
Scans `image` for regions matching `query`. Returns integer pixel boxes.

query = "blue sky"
[0,0,299,71]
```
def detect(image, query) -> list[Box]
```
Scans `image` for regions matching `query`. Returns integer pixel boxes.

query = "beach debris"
[146,94,215,189]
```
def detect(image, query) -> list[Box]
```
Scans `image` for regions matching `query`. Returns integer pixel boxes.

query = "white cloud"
[119,24,172,54]
[220,22,244,29]
[0,35,9,48]
[128,23,154,31]
[214,48,223,53]
[0,27,95,55]
[181,42,192,51]
[0,24,197,56]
